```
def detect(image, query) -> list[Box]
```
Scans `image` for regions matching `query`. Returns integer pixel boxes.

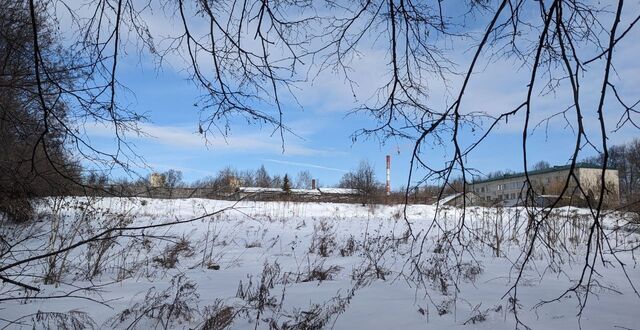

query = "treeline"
[0,2,83,221]
[82,160,439,204]
[94,163,363,194]
[192,166,314,192]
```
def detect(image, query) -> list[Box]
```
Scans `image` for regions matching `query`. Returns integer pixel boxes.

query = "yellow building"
[150,173,166,188]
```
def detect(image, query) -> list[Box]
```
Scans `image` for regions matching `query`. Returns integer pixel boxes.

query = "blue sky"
[81,1,640,188]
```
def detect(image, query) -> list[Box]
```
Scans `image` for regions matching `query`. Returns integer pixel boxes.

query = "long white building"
[469,164,619,206]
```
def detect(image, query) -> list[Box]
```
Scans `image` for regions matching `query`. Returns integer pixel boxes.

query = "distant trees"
[163,170,184,189]
[295,170,313,189]
[533,161,551,170]
[271,175,283,189]
[485,170,515,180]
[238,170,255,187]
[192,167,237,193]
[191,165,314,193]
[255,166,271,188]
[339,160,380,202]
[84,172,109,188]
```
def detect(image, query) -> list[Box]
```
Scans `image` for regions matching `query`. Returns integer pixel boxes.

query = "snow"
[289,189,321,195]
[317,187,358,195]
[0,197,638,329]
[237,187,283,193]
[437,193,462,205]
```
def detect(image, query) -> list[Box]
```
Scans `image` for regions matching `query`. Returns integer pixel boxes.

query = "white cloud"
[84,121,334,157]
[262,159,348,173]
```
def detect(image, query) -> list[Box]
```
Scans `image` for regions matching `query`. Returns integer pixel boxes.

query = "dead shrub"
[201,300,235,330]
[108,274,200,329]
[154,236,194,269]
[86,213,134,280]
[235,261,284,327]
[235,261,282,306]
[244,241,262,248]
[436,299,454,316]
[351,232,395,285]
[351,259,391,285]
[290,258,342,283]
[309,220,337,257]
[463,304,487,325]
[304,265,342,283]
[276,293,354,330]
[339,235,357,257]
[44,198,97,285]
[423,255,452,295]
[27,310,97,329]
[459,261,483,283]
[392,209,402,221]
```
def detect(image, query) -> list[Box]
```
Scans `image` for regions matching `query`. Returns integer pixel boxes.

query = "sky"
[77,0,640,188]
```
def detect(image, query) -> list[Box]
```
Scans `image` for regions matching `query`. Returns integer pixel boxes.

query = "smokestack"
[312,179,316,190]
[386,155,391,196]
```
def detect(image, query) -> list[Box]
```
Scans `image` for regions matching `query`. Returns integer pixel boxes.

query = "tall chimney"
[386,155,391,196]
[312,179,316,190]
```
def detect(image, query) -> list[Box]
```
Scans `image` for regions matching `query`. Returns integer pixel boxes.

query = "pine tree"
[282,174,292,193]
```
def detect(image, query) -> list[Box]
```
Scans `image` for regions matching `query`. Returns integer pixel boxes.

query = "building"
[149,173,165,188]
[235,186,358,201]
[469,164,619,207]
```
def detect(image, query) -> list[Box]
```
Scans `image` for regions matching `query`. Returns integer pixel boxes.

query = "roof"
[289,189,321,196]
[471,163,616,185]
[318,187,359,195]
[237,187,283,193]
[438,193,463,205]
[237,187,349,195]
[437,192,479,206]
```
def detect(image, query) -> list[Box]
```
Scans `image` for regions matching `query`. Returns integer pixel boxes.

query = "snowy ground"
[1,197,639,329]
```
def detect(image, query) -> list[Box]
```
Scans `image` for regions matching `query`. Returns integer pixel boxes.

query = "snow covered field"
[1,197,639,329]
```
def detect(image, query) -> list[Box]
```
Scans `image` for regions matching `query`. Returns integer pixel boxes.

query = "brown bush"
[0,197,33,223]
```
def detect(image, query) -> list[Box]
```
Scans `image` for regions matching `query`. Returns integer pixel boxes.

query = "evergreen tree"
[282,174,292,193]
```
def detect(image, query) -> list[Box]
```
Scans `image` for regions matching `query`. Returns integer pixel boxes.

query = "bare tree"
[0,0,83,220]
[533,161,551,170]
[339,160,380,203]
[295,170,313,189]
[255,165,271,188]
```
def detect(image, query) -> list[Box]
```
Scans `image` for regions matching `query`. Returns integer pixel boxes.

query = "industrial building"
[468,164,620,207]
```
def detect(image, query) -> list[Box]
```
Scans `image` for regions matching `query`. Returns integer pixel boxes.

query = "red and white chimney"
[386,155,391,196]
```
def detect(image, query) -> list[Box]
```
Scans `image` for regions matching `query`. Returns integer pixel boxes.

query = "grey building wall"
[469,166,619,206]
